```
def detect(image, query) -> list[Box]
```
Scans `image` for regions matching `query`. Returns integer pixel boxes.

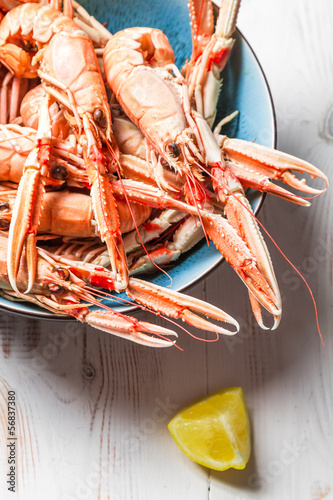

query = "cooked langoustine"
[104,27,205,187]
[103,13,329,328]
[0,3,128,293]
[0,234,239,345]
[104,27,283,327]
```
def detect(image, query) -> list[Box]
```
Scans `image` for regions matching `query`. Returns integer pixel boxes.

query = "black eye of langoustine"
[0,203,10,229]
[51,165,68,181]
[24,41,35,51]
[0,202,10,212]
[54,267,70,281]
[0,219,10,229]
[167,142,181,158]
[93,108,105,126]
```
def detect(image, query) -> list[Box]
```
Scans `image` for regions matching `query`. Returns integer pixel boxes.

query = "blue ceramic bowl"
[0,1,276,318]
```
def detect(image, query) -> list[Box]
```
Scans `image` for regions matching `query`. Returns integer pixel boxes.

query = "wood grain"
[1,0,333,499]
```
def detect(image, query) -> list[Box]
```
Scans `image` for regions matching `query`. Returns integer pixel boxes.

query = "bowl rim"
[0,27,277,321]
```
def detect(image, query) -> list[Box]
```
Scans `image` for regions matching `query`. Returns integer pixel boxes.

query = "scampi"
[0,0,328,345]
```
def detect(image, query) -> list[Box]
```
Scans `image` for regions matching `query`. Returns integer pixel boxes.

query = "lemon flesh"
[168,387,251,471]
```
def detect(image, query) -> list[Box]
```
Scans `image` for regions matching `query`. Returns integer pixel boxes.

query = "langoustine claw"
[127,278,239,336]
[217,135,329,206]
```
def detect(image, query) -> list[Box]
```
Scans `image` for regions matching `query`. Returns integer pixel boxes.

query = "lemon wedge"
[168,387,251,471]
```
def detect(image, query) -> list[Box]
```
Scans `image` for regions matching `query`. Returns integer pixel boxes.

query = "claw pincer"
[126,278,239,336]
[218,136,329,205]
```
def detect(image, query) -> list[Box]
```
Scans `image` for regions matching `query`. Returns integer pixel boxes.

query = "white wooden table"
[1,1,333,498]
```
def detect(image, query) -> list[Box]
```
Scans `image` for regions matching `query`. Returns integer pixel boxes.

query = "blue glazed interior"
[0,1,275,318]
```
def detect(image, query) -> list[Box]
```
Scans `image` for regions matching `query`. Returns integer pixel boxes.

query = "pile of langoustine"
[0,0,328,347]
